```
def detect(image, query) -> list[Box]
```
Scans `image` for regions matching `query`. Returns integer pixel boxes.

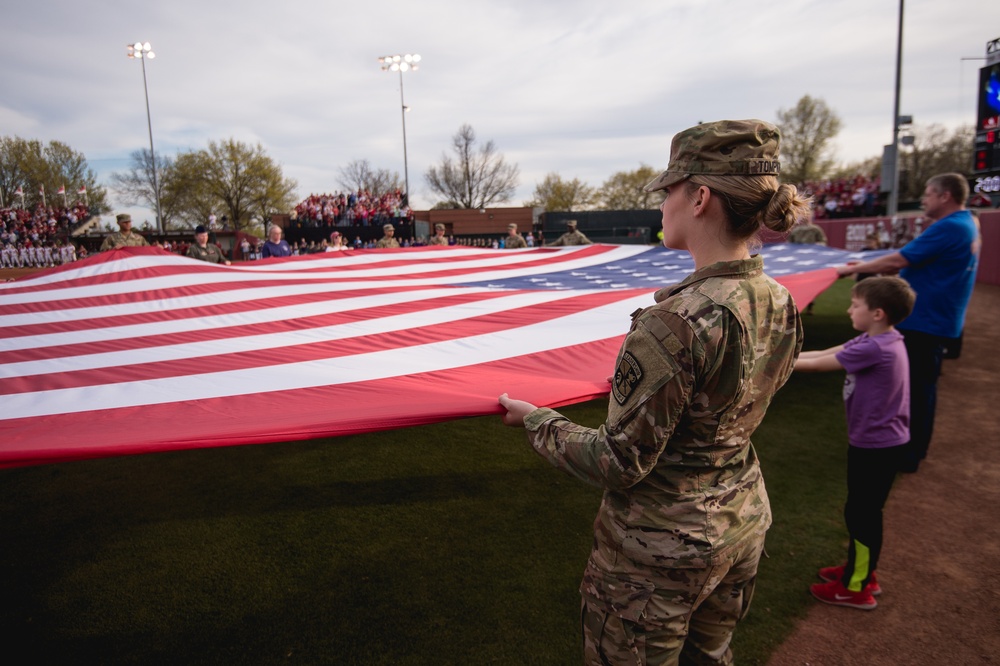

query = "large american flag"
[0,243,868,468]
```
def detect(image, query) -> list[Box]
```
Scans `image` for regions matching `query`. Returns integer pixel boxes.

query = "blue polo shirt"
[898,210,979,338]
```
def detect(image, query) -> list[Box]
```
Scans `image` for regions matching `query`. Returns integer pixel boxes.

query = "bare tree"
[776,95,843,183]
[109,149,176,227]
[898,123,975,200]
[424,124,519,208]
[337,159,403,197]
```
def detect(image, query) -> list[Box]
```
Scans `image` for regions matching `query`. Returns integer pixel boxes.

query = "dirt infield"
[768,283,1000,666]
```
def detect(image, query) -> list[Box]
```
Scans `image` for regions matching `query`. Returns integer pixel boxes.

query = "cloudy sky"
[2,0,997,223]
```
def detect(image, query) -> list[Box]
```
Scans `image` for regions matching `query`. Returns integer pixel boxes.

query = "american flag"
[0,243,871,468]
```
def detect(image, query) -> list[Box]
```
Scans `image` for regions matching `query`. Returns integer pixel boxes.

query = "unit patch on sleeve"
[612,351,644,405]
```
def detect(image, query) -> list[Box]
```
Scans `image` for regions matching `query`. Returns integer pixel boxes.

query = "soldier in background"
[500,119,807,663]
[427,223,449,246]
[787,217,828,245]
[504,222,527,249]
[375,223,400,249]
[787,217,827,314]
[186,225,231,265]
[100,213,149,251]
[546,219,592,246]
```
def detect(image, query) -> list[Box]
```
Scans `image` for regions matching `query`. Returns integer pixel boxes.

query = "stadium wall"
[810,211,999,286]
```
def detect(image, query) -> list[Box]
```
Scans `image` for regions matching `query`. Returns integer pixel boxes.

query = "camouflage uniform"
[523,256,802,665]
[186,243,227,264]
[548,228,592,246]
[505,234,527,249]
[788,223,827,245]
[427,234,449,246]
[375,236,400,249]
[100,231,149,251]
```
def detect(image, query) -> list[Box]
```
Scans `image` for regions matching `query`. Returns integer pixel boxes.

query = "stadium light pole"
[887,0,904,217]
[127,41,163,233]
[377,53,420,206]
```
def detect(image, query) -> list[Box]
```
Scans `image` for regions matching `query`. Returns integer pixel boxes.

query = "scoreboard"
[974,38,1000,195]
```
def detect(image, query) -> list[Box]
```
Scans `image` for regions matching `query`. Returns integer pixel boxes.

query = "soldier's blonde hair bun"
[687,175,812,241]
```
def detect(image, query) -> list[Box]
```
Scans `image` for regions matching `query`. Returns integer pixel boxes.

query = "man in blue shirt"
[260,225,292,259]
[837,173,980,472]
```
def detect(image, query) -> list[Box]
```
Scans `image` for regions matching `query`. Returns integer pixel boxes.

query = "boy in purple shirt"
[795,276,916,610]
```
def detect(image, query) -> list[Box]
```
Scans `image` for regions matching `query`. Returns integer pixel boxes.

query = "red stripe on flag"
[0,337,622,469]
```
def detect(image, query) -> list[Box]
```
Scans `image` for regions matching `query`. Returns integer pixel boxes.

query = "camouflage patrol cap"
[434,223,445,231]
[566,219,578,228]
[383,223,395,232]
[116,213,132,224]
[644,119,781,192]
[507,223,517,229]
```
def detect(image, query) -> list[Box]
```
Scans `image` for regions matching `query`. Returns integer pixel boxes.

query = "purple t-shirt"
[835,330,909,448]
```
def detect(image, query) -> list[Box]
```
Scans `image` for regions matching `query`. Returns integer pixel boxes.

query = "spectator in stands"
[375,223,400,249]
[261,225,292,258]
[546,219,592,246]
[186,225,231,265]
[504,223,527,249]
[427,223,448,246]
[326,231,347,251]
[100,213,149,251]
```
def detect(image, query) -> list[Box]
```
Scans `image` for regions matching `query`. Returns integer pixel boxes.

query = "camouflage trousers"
[580,534,764,666]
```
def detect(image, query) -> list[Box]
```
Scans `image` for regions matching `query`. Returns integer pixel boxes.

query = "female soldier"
[499,120,808,665]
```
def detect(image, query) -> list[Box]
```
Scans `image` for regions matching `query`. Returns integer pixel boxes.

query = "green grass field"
[0,280,859,665]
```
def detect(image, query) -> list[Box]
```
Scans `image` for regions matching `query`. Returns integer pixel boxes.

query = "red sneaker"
[810,580,878,610]
[818,564,882,596]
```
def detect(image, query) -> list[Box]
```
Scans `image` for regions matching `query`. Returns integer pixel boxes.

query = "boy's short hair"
[852,276,916,325]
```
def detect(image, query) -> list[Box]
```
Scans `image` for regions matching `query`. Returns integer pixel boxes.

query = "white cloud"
[1,0,997,218]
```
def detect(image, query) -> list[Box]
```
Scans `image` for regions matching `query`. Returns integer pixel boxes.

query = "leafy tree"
[525,172,596,211]
[164,139,297,231]
[830,156,882,181]
[0,135,107,212]
[776,95,843,183]
[109,149,177,227]
[595,164,663,210]
[337,159,402,197]
[424,124,519,208]
[897,123,974,200]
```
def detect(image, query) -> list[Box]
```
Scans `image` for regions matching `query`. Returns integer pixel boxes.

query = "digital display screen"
[978,64,1000,132]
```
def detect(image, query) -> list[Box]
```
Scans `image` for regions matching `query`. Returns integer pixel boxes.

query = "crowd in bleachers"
[291,190,412,228]
[796,175,884,219]
[0,202,92,267]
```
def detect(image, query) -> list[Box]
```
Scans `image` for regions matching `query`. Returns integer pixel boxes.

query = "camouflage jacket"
[788,224,827,245]
[504,234,528,249]
[427,235,448,246]
[186,243,227,264]
[547,230,592,246]
[100,232,149,251]
[375,237,400,249]
[523,256,802,569]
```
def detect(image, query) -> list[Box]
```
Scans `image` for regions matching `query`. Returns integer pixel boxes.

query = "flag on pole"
[57,185,66,195]
[39,184,45,195]
[14,186,23,198]
[77,185,87,195]
[0,244,876,469]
